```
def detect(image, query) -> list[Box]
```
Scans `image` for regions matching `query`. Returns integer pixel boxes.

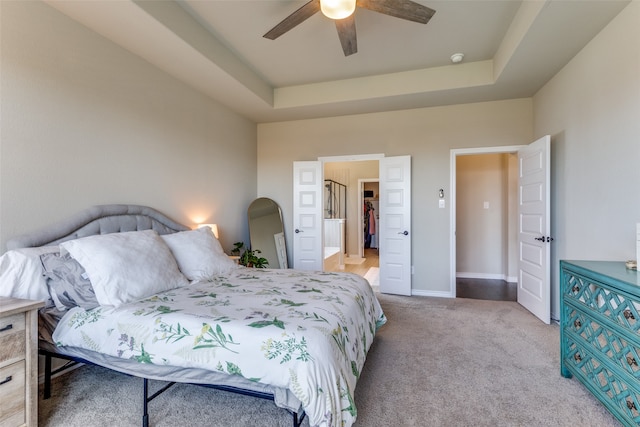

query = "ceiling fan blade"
[263,0,321,40]
[357,0,435,24]
[335,15,357,56]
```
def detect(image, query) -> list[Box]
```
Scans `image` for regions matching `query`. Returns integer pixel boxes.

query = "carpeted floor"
[39,294,620,426]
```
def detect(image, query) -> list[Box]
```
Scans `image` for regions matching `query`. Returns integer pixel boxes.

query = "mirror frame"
[248,198,287,268]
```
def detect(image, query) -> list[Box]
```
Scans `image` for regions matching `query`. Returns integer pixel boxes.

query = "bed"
[0,204,386,427]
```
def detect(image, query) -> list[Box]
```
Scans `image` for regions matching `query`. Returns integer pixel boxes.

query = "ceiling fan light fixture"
[320,0,356,20]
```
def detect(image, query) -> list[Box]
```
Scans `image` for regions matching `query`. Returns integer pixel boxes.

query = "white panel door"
[518,135,551,324]
[293,161,323,270]
[379,156,412,296]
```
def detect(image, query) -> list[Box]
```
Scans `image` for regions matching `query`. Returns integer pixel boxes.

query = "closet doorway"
[294,153,411,294]
[322,160,379,280]
[360,179,379,257]
[451,148,520,301]
[450,138,552,322]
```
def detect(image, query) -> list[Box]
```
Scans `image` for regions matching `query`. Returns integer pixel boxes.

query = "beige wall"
[258,2,639,310]
[3,0,636,321]
[533,1,640,319]
[0,1,257,252]
[258,99,533,294]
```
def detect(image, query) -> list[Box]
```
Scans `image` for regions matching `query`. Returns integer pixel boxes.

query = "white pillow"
[0,246,59,304]
[60,230,189,307]
[161,227,237,281]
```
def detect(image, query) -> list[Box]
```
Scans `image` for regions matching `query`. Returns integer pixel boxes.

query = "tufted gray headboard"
[6,204,190,250]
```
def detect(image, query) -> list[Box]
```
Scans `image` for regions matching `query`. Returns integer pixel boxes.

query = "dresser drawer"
[0,313,26,366]
[0,360,26,426]
[566,307,640,380]
[563,269,640,337]
[564,336,640,423]
[561,261,640,426]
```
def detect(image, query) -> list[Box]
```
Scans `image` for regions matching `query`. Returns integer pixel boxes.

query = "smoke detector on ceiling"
[450,53,464,63]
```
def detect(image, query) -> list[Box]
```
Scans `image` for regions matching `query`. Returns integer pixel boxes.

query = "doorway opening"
[359,179,379,257]
[322,160,380,282]
[450,146,524,300]
[293,153,412,295]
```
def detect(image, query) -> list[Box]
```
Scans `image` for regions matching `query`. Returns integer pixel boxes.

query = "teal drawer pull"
[574,320,581,328]
[627,356,637,367]
[627,400,636,411]
[574,353,582,362]
[623,310,635,320]
[0,375,12,386]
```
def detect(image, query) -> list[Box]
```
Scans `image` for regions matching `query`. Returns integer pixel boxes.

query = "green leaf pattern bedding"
[52,268,386,427]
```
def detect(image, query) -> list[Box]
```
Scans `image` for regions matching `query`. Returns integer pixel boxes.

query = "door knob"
[398,230,409,236]
[295,229,303,234]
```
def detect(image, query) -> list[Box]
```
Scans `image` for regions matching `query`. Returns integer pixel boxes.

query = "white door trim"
[449,145,526,297]
[318,153,385,163]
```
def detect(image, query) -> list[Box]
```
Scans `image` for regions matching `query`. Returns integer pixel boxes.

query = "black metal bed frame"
[40,349,306,427]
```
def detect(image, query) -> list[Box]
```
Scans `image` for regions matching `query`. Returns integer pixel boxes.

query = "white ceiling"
[45,0,629,123]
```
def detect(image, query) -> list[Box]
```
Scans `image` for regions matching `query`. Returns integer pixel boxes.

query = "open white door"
[517,135,551,324]
[292,161,323,270]
[379,156,412,296]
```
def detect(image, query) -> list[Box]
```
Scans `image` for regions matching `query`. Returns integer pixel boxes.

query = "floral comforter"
[52,267,386,427]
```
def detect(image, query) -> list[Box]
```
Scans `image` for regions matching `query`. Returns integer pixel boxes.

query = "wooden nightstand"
[0,297,44,427]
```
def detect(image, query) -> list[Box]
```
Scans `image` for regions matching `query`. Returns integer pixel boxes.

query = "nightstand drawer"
[0,313,26,366]
[0,360,26,426]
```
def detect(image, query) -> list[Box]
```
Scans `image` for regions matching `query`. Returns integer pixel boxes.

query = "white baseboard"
[456,272,517,283]
[411,289,453,298]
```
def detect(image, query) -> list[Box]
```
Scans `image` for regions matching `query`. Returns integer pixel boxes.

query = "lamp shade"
[320,0,356,20]
[197,223,219,239]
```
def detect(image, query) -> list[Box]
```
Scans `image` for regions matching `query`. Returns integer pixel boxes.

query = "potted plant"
[232,242,269,268]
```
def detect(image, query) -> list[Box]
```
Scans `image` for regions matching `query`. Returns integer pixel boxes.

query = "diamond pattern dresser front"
[561,260,640,425]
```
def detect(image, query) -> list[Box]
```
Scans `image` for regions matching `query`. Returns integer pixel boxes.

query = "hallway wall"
[456,153,517,281]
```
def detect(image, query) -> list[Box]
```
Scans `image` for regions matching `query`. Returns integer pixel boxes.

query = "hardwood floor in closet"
[456,278,516,302]
[324,248,379,276]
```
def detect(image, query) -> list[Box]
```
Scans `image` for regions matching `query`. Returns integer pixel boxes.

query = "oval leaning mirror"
[248,198,288,269]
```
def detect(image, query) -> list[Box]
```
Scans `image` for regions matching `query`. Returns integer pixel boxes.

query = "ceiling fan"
[263,0,436,57]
